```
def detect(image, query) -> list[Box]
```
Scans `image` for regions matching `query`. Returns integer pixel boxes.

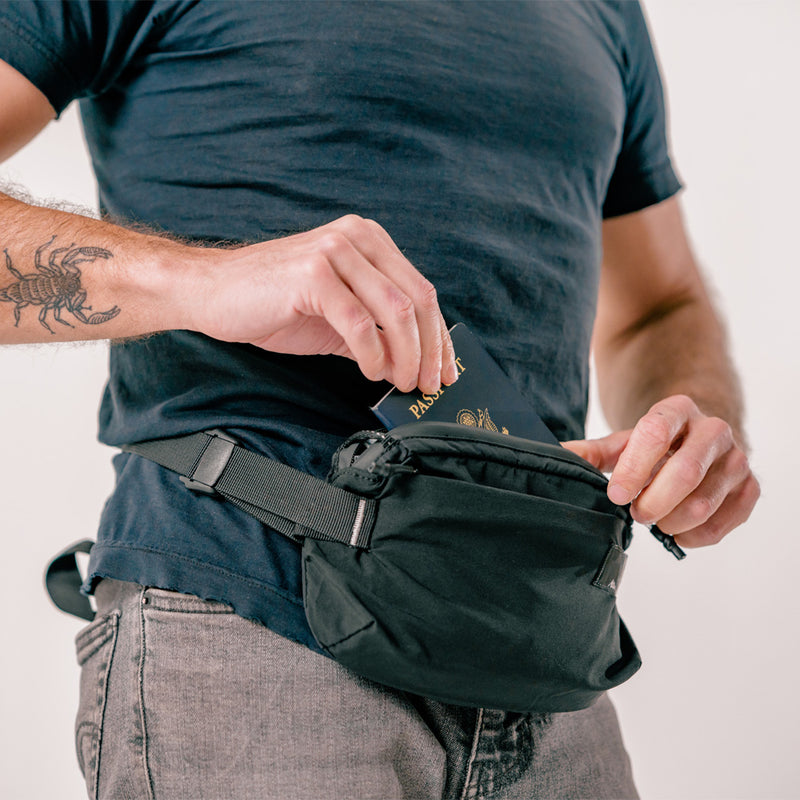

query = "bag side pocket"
[74,610,120,800]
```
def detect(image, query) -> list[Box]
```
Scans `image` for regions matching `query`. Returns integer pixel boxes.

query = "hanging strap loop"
[45,539,95,621]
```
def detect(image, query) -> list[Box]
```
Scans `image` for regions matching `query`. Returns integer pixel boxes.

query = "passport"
[370,323,559,445]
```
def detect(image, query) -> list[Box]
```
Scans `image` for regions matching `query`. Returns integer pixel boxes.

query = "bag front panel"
[304,468,640,712]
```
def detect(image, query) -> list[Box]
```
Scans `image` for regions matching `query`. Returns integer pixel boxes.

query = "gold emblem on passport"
[456,408,509,435]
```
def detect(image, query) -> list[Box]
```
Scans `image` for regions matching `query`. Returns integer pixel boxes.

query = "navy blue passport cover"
[370,323,559,445]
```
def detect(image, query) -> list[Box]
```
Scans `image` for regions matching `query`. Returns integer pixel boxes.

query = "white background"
[1,2,798,798]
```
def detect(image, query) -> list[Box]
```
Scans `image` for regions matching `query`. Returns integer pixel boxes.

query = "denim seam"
[137,587,156,800]
[91,612,120,800]
[481,715,535,796]
[76,612,118,664]
[460,707,484,800]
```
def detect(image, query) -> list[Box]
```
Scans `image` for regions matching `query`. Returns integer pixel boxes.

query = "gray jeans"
[75,579,638,800]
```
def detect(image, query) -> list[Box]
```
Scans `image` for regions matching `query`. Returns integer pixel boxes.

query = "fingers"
[304,232,418,385]
[671,473,760,548]
[607,394,700,505]
[597,394,759,549]
[315,215,456,392]
[562,429,633,473]
[631,425,741,526]
[202,215,455,392]
[439,312,459,386]
[302,259,388,380]
[654,447,756,536]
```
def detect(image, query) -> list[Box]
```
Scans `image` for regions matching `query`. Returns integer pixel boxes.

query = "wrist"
[115,234,215,336]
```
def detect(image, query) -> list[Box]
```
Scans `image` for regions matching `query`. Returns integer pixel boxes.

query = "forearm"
[0,192,457,392]
[594,290,747,448]
[0,191,195,343]
[570,199,758,546]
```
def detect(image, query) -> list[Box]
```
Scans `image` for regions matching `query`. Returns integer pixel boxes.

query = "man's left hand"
[563,394,760,548]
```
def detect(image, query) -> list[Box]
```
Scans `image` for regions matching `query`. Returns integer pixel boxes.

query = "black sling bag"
[48,422,678,712]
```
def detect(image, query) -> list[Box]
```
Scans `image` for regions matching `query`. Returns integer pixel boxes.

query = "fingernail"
[443,357,459,385]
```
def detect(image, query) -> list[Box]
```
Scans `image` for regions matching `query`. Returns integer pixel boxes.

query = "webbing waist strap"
[45,430,377,622]
[122,430,377,549]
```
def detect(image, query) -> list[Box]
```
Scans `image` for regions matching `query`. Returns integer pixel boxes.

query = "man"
[0,2,758,798]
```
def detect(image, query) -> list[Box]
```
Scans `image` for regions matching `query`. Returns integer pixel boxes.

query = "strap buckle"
[179,429,238,495]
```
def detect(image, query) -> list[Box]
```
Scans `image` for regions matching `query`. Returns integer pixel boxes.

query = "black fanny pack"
[304,422,643,712]
[49,422,646,712]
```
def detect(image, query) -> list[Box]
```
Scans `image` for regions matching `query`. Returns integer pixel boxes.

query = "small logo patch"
[592,544,627,596]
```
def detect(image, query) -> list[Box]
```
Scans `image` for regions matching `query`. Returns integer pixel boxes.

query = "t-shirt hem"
[83,541,325,655]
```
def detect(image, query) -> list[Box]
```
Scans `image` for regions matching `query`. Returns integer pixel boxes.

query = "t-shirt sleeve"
[602,3,682,219]
[0,1,163,116]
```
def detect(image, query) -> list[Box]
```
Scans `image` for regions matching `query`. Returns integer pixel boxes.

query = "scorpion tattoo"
[0,236,121,334]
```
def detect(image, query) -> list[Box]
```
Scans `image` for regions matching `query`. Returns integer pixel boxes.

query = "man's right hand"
[0,58,455,393]
[0,185,457,394]
[183,215,458,394]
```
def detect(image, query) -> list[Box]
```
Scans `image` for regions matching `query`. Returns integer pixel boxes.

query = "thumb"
[562,428,633,473]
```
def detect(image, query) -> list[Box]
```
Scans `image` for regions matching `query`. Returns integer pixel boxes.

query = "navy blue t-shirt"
[0,1,680,650]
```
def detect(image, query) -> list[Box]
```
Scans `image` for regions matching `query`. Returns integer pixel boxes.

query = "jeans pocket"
[74,611,120,800]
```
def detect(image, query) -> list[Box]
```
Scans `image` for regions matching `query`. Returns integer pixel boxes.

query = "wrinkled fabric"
[78,579,638,799]
[0,0,679,653]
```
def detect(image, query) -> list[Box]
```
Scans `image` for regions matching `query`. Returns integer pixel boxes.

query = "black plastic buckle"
[179,429,238,495]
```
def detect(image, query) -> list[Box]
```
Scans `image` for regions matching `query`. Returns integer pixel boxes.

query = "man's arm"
[0,59,55,161]
[564,197,760,548]
[0,61,457,395]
